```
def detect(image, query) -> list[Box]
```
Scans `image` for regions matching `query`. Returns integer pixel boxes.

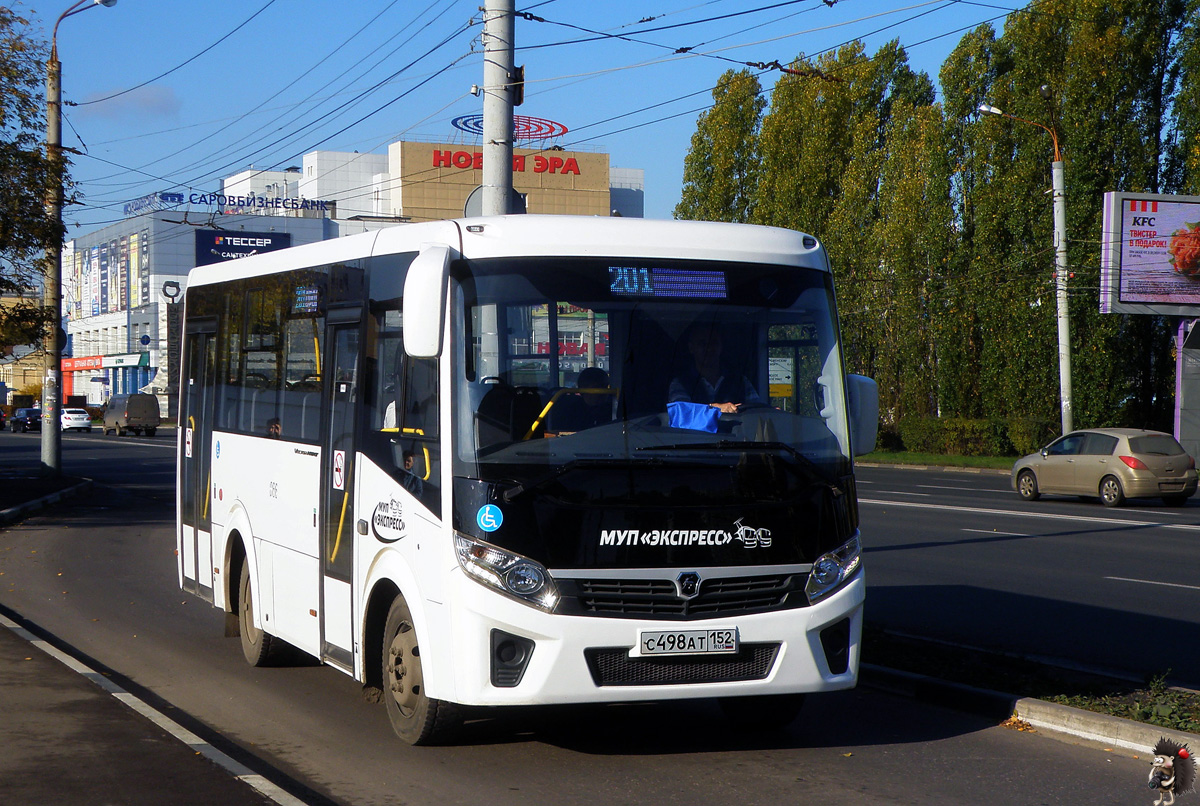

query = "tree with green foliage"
[675,69,764,223]
[0,6,59,351]
[676,5,1200,438]
[752,41,939,422]
[871,100,957,421]
[946,0,1199,430]
[1171,0,1200,196]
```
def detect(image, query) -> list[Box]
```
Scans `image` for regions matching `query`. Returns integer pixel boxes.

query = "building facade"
[56,137,643,412]
[63,215,332,408]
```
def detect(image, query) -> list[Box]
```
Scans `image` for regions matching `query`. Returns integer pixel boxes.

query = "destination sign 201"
[608,266,728,299]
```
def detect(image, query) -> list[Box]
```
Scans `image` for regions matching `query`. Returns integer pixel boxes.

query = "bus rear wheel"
[383,595,461,745]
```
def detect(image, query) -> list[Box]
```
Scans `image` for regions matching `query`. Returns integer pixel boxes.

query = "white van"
[103,393,161,436]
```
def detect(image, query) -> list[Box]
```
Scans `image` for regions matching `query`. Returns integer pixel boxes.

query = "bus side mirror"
[846,374,878,457]
[403,244,452,358]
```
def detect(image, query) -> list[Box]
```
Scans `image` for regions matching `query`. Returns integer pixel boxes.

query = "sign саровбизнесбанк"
[124,191,333,217]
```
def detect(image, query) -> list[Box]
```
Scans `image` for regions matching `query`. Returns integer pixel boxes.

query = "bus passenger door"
[179,322,216,600]
[321,319,359,669]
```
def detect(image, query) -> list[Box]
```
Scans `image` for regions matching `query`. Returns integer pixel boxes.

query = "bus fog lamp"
[805,534,861,605]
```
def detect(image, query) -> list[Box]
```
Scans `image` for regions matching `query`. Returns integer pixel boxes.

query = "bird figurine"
[1148,737,1196,806]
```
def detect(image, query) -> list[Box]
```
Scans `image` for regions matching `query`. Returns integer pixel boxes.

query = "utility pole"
[978,100,1074,435]
[42,40,63,474]
[1051,158,1073,434]
[481,0,515,216]
[42,0,118,476]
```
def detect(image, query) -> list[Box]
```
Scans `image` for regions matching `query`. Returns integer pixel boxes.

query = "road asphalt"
[1,471,1197,805]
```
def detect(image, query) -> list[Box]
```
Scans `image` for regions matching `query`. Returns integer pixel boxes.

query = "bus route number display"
[293,284,321,315]
[608,266,728,299]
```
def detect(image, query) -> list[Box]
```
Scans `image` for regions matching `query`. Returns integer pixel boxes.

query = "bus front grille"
[558,574,803,619]
[584,643,780,686]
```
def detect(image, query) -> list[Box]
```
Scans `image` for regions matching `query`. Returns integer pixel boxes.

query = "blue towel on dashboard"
[667,401,719,433]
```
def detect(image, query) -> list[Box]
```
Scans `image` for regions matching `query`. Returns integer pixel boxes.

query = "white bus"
[176,215,878,744]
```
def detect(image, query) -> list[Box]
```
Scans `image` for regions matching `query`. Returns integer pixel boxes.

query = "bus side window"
[370,307,440,517]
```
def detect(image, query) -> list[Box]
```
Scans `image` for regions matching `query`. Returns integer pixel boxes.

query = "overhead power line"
[75,0,280,107]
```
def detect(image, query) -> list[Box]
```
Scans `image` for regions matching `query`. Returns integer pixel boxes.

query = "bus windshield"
[451,256,853,499]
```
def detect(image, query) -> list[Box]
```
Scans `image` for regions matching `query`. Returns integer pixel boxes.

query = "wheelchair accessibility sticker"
[477,504,503,532]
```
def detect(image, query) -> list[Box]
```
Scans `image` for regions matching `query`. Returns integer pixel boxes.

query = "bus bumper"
[443,569,864,707]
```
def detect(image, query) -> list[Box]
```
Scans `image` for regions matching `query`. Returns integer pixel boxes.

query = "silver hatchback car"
[1012,428,1197,507]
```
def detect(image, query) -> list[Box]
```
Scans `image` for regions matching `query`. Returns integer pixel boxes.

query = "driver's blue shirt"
[668,370,763,406]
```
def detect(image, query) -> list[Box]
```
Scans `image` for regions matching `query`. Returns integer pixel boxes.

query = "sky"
[19,0,1020,233]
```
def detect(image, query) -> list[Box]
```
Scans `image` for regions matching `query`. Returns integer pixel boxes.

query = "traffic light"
[512,65,524,107]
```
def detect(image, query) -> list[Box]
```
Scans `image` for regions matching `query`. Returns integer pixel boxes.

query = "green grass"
[857,450,1017,470]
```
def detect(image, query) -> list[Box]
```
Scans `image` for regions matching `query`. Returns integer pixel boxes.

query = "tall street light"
[42,0,116,475]
[978,98,1074,435]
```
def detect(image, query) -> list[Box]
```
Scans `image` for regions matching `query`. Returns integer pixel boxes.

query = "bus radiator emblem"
[675,572,701,600]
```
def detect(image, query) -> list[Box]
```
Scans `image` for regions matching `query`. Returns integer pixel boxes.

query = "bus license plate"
[637,628,738,656]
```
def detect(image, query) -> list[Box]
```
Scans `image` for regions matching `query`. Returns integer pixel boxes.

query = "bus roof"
[410,216,827,270]
[187,216,827,287]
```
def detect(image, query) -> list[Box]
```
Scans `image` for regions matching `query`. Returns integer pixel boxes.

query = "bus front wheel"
[239,562,284,666]
[382,595,461,745]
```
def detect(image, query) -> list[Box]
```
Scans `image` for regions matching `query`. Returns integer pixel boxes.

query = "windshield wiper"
[500,456,666,503]
[636,440,838,483]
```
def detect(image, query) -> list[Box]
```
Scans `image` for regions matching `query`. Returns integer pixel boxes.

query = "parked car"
[61,408,93,432]
[103,393,160,436]
[9,407,42,433]
[1013,428,1197,507]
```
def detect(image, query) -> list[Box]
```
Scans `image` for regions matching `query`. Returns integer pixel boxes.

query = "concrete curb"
[861,663,1200,754]
[0,479,94,527]
[1014,697,1200,754]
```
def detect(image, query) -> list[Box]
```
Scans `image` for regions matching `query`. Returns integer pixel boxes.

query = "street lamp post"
[978,100,1074,435]
[41,0,116,476]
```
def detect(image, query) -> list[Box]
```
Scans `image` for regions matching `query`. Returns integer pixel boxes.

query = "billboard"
[194,230,292,267]
[1101,191,1200,315]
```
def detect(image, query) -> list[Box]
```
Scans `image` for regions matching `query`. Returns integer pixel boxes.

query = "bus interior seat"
[476,382,546,446]
[299,391,320,441]
[279,390,304,439]
[244,387,269,434]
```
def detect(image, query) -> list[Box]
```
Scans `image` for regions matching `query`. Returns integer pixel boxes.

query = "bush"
[1007,418,1057,455]
[875,426,905,452]
[896,416,1055,456]
[941,418,1012,456]
[897,416,942,453]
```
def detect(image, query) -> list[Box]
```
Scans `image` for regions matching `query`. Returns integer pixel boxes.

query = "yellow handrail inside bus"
[379,427,431,480]
[329,460,352,564]
[188,414,211,521]
[524,387,619,440]
[310,318,321,379]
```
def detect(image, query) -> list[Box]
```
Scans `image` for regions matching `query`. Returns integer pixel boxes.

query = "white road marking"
[917,484,1009,493]
[1104,576,1200,593]
[859,497,1200,532]
[0,614,309,806]
[962,528,1032,537]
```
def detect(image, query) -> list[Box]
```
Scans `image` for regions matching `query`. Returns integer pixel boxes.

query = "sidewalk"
[0,611,293,805]
[1,479,308,806]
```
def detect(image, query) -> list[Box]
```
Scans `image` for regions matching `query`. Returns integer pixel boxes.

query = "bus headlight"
[454,533,559,611]
[804,534,862,605]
